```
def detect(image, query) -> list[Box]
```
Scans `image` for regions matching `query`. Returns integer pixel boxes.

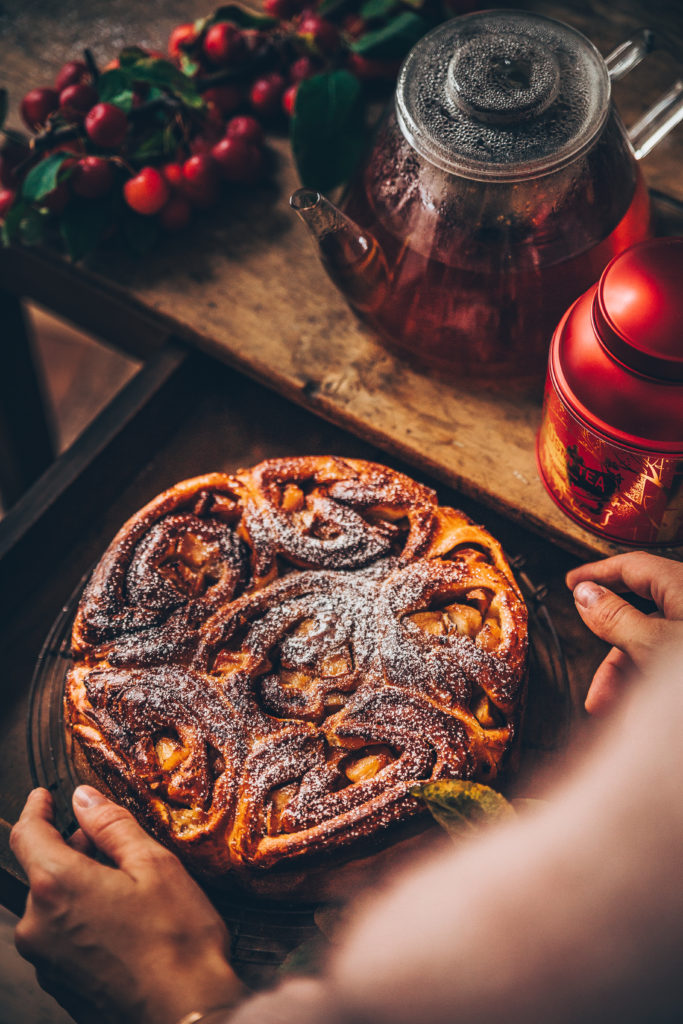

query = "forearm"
[227,651,683,1024]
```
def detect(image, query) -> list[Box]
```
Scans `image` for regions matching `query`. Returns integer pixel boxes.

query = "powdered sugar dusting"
[66,458,528,879]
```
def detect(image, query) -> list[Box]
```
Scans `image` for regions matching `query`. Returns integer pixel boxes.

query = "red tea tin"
[537,237,683,546]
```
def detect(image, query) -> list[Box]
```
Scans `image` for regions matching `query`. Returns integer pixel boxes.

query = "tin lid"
[395,9,610,181]
[551,238,683,453]
[593,238,683,382]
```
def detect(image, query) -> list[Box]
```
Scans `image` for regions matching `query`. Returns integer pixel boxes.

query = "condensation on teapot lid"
[396,10,610,180]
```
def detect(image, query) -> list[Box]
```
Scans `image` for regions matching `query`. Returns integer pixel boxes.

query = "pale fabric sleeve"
[228,646,683,1024]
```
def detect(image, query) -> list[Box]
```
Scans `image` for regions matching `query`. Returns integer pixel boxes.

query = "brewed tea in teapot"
[293,11,683,377]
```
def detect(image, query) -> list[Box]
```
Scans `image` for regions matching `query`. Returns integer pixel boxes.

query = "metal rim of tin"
[547,301,683,457]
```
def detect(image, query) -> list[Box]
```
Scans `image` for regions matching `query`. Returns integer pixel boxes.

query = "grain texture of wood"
[1,0,682,561]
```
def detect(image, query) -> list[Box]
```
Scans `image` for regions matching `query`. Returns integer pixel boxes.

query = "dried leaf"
[411,780,515,838]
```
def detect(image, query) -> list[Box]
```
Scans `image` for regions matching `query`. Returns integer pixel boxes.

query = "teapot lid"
[396,9,610,181]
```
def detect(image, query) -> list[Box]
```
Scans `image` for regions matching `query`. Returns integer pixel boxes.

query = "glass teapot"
[292,10,683,378]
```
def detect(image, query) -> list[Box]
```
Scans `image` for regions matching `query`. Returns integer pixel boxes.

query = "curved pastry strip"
[199,566,387,722]
[429,506,523,598]
[230,686,472,870]
[67,664,244,871]
[73,474,248,657]
[238,456,439,581]
[378,558,527,715]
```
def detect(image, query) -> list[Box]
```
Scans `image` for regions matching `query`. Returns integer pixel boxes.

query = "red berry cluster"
[0,2,411,255]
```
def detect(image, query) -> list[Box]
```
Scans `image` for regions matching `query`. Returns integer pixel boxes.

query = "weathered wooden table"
[0,0,681,959]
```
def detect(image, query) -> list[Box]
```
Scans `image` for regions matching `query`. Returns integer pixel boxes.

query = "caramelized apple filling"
[154,732,188,772]
[343,744,395,783]
[158,533,223,595]
[267,781,299,834]
[471,687,504,728]
[409,588,499,646]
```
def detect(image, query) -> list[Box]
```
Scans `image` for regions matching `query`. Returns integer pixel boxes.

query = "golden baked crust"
[65,457,527,889]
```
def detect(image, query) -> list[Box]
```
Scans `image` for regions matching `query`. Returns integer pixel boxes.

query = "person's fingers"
[72,786,171,875]
[10,789,78,881]
[572,581,671,668]
[567,552,683,615]
[67,826,94,857]
[584,646,635,716]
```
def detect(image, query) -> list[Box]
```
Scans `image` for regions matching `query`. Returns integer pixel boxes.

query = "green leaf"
[60,199,112,261]
[119,46,150,67]
[97,69,128,100]
[0,89,7,131]
[1,198,27,246]
[291,70,366,192]
[351,10,428,59]
[210,5,278,29]
[18,206,47,245]
[411,780,515,839]
[123,57,204,110]
[1,200,48,247]
[129,128,169,163]
[22,153,69,202]
[122,208,160,254]
[360,0,399,21]
[97,69,135,112]
[180,55,201,77]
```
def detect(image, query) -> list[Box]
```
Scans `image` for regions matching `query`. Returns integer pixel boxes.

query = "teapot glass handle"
[606,28,683,159]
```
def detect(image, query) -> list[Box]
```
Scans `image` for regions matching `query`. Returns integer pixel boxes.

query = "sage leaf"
[22,153,69,202]
[291,70,366,192]
[351,11,429,60]
[411,780,515,838]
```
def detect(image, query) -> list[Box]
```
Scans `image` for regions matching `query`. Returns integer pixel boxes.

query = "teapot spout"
[290,188,389,314]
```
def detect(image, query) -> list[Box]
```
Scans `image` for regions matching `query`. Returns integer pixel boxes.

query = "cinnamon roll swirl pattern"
[66,457,528,882]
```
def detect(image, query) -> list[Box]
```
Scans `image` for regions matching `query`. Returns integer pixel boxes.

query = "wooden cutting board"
[1,0,681,561]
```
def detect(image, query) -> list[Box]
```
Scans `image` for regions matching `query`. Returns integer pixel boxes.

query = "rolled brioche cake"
[65,456,528,897]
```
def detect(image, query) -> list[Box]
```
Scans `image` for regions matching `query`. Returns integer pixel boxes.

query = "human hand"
[566,551,683,716]
[10,786,245,1024]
